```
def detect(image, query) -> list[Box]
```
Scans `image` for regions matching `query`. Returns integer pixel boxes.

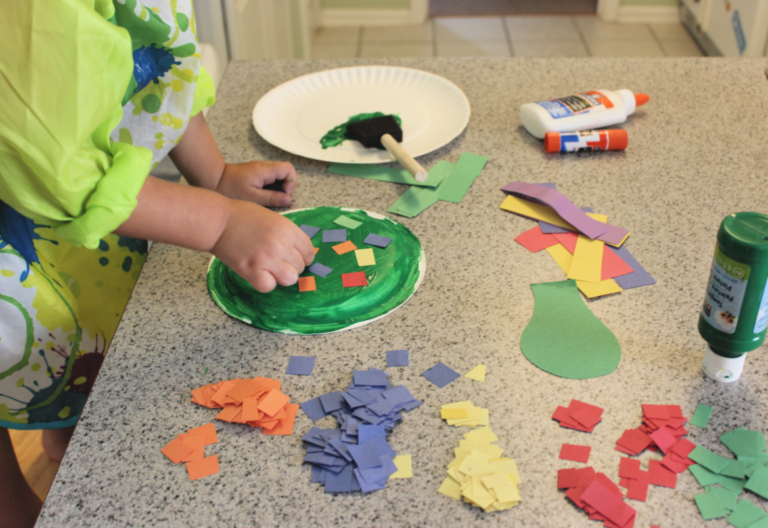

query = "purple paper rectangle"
[540,206,594,234]
[308,262,333,278]
[421,362,461,389]
[386,349,409,367]
[501,182,608,239]
[300,224,321,238]
[322,229,347,243]
[364,233,392,248]
[286,356,316,376]
[610,245,656,289]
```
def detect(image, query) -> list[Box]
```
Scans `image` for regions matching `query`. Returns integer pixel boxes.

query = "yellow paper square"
[441,408,469,419]
[354,248,376,266]
[464,426,498,444]
[438,476,463,500]
[494,483,521,502]
[482,473,512,489]
[390,455,412,479]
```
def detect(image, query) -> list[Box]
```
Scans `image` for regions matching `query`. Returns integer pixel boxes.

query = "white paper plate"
[253,66,471,164]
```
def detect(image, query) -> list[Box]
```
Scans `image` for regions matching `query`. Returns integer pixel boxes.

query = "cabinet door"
[223,0,311,59]
[704,0,768,56]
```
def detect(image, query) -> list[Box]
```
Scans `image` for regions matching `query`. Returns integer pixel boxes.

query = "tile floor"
[311,15,704,59]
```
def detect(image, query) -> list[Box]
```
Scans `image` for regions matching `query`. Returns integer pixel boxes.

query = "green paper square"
[728,500,768,528]
[749,517,768,528]
[745,465,768,499]
[721,459,747,479]
[710,486,739,511]
[717,473,747,493]
[690,464,722,486]
[333,215,362,230]
[689,446,732,474]
[695,491,728,520]
[690,403,713,428]
[437,152,488,204]
[721,428,765,457]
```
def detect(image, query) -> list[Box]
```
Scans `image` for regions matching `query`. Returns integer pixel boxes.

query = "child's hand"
[211,200,314,293]
[216,161,297,208]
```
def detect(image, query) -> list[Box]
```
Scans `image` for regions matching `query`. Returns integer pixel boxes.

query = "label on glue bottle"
[535,92,614,119]
[701,247,750,334]
[754,279,768,333]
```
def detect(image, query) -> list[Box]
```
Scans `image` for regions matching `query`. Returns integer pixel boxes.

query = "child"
[0,2,313,527]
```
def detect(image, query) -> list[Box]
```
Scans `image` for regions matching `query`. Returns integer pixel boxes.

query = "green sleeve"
[0,0,153,249]
[191,65,217,117]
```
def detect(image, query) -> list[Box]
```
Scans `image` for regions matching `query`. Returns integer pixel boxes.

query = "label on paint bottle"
[701,247,750,334]
[754,278,768,333]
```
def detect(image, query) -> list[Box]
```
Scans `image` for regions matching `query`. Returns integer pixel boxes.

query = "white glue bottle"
[519,90,650,139]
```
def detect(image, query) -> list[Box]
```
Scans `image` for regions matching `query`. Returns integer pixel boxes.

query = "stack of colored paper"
[440,401,489,428]
[161,423,220,481]
[552,399,604,433]
[191,377,299,436]
[558,467,637,527]
[299,369,422,493]
[501,182,655,298]
[615,404,691,464]
[438,426,522,512]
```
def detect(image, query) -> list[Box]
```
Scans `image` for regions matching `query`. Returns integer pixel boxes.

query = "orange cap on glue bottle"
[544,129,628,153]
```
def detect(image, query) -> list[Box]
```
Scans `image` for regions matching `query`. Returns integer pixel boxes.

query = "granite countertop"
[38,58,768,528]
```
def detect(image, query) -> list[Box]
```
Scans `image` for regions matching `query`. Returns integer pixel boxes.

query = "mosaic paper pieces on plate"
[552,399,605,433]
[440,401,489,428]
[438,426,523,512]
[299,368,422,493]
[501,182,656,298]
[190,377,299,435]
[161,423,220,481]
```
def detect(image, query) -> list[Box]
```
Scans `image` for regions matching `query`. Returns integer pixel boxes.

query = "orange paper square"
[161,437,194,464]
[299,276,317,292]
[264,403,300,436]
[215,404,242,423]
[332,240,357,255]
[226,378,261,404]
[241,397,261,422]
[186,423,218,446]
[186,455,219,481]
[257,389,290,417]
[178,433,206,462]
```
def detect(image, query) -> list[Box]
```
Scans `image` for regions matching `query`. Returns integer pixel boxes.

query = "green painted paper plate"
[207,206,425,335]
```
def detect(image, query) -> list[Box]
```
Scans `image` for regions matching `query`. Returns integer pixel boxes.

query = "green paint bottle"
[699,212,768,382]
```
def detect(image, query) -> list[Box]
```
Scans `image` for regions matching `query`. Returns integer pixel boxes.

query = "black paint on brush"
[347,115,403,149]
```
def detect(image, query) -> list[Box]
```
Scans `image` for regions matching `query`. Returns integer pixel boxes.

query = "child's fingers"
[274,162,298,194]
[272,261,300,287]
[249,269,277,293]
[250,189,292,208]
[294,232,316,265]
[284,248,307,276]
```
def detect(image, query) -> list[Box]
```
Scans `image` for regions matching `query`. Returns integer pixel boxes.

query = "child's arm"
[169,113,296,208]
[114,176,314,293]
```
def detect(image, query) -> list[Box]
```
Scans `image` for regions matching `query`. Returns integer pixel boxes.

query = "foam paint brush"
[347,115,428,182]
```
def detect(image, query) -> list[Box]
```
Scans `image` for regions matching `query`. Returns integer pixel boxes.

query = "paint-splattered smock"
[0,0,215,429]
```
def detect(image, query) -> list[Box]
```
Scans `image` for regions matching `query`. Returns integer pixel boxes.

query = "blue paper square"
[309,262,333,278]
[348,443,382,470]
[386,349,409,367]
[319,391,346,413]
[300,224,321,238]
[353,369,389,387]
[364,233,392,248]
[286,356,316,376]
[322,229,347,243]
[421,362,460,388]
[300,397,328,422]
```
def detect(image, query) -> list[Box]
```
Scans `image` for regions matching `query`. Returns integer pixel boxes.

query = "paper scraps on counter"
[560,444,591,463]
[386,349,409,367]
[421,362,461,388]
[464,364,487,382]
[190,377,299,435]
[559,467,637,527]
[440,401,489,428]
[390,455,413,479]
[520,280,621,379]
[161,423,219,481]
[388,153,489,218]
[690,403,713,429]
[300,368,422,493]
[439,425,522,513]
[286,356,316,376]
[552,399,604,433]
[501,182,655,298]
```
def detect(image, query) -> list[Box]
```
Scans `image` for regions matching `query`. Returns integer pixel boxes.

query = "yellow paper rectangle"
[546,244,573,274]
[567,234,604,283]
[577,279,623,298]
[442,408,470,419]
[354,248,376,266]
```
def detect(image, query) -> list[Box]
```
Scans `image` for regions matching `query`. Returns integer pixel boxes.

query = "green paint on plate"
[320,112,401,149]
[207,207,424,335]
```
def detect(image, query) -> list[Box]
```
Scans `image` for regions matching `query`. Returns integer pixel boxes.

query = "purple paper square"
[386,349,409,367]
[300,224,321,238]
[348,443,382,470]
[309,262,333,278]
[300,397,328,422]
[421,362,460,388]
[364,234,392,248]
[353,369,389,387]
[286,356,316,376]
[319,391,346,413]
[322,229,347,243]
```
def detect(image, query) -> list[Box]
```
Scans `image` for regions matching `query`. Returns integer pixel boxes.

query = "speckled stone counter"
[38,58,768,528]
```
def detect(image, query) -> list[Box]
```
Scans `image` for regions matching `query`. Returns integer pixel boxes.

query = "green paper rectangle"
[437,152,488,203]
[728,500,768,528]
[333,215,362,229]
[689,446,733,474]
[750,517,768,528]
[716,473,746,493]
[721,428,762,457]
[695,491,728,520]
[690,403,713,428]
[327,163,445,187]
[721,459,747,479]
[387,161,454,218]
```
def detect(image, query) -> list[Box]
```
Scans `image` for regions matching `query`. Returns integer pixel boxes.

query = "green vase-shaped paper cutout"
[520,280,621,379]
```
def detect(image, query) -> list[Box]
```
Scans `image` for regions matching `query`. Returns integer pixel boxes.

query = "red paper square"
[558,468,579,489]
[616,428,652,454]
[671,438,696,458]
[626,470,650,501]
[619,457,641,479]
[571,405,604,429]
[618,477,632,488]
[649,459,678,488]
[580,479,636,527]
[552,405,570,422]
[650,426,678,454]
[560,443,592,463]
[642,404,670,420]
[341,271,368,288]
[615,444,637,456]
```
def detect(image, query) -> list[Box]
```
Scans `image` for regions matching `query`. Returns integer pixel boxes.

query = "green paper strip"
[520,280,621,379]
[745,465,768,499]
[437,152,489,204]
[690,403,713,429]
[327,163,445,188]
[694,491,728,520]
[728,500,768,528]
[387,161,454,217]
[689,446,733,474]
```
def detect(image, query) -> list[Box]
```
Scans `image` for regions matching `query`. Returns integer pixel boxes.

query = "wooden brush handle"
[380,134,428,182]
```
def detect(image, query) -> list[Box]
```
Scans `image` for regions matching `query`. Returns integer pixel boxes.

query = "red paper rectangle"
[649,459,678,488]
[619,457,641,479]
[616,428,652,454]
[615,444,637,456]
[642,404,670,420]
[341,271,368,288]
[560,444,592,463]
[571,405,604,429]
[618,477,632,488]
[515,226,559,253]
[552,405,570,422]
[671,438,696,458]
[660,453,689,474]
[626,470,650,501]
